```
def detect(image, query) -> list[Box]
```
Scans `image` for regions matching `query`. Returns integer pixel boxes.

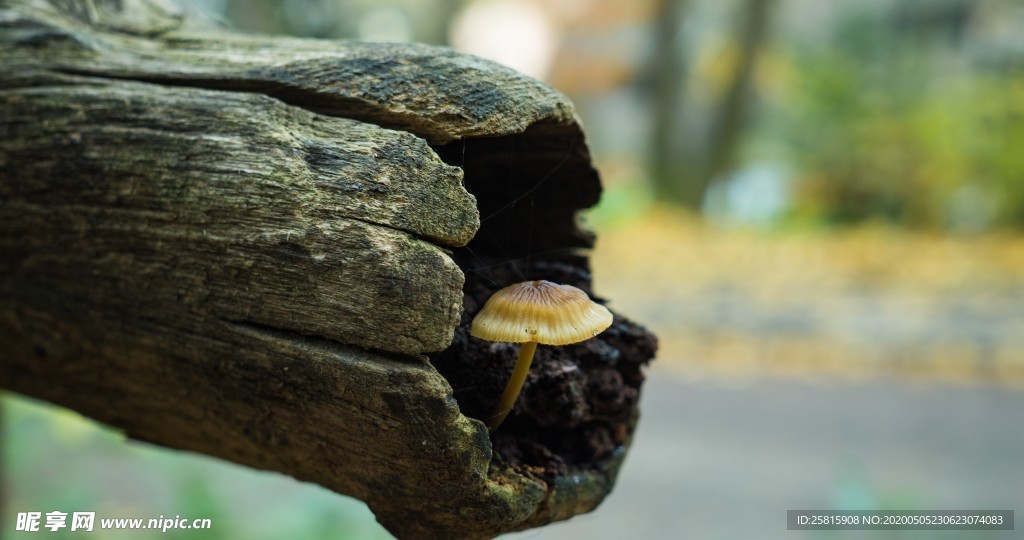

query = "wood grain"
[0,1,644,538]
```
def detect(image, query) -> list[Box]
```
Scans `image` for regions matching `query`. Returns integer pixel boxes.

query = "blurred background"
[5,0,1023,538]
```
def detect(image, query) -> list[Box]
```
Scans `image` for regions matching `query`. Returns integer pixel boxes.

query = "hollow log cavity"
[432,125,658,481]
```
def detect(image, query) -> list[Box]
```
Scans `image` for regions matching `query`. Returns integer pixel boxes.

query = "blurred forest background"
[6,0,1023,538]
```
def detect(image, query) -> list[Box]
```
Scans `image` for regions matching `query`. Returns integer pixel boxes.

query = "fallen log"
[0,1,657,538]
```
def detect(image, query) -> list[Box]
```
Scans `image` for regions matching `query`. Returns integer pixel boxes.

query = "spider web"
[429,133,648,455]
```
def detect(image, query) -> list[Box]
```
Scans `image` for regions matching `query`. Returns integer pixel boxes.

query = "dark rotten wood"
[0,1,627,538]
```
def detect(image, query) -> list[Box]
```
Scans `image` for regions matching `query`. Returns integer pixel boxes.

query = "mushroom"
[470,280,614,432]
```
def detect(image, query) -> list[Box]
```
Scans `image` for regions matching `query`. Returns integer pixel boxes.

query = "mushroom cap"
[470,280,613,346]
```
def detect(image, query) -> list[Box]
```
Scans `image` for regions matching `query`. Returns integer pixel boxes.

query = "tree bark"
[647,0,774,209]
[649,0,690,205]
[0,1,657,538]
[702,0,775,196]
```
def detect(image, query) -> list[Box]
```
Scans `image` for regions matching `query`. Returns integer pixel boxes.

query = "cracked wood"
[0,1,624,539]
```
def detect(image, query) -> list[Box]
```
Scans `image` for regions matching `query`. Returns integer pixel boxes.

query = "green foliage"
[761,7,1024,231]
[586,180,654,230]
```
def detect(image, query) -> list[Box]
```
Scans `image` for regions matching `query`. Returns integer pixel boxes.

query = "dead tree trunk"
[0,1,657,538]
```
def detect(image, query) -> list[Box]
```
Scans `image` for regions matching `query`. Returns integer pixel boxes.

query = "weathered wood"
[2,76,473,355]
[4,0,582,145]
[0,1,654,539]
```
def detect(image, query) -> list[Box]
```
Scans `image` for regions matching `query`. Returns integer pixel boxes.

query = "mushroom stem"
[486,341,538,432]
